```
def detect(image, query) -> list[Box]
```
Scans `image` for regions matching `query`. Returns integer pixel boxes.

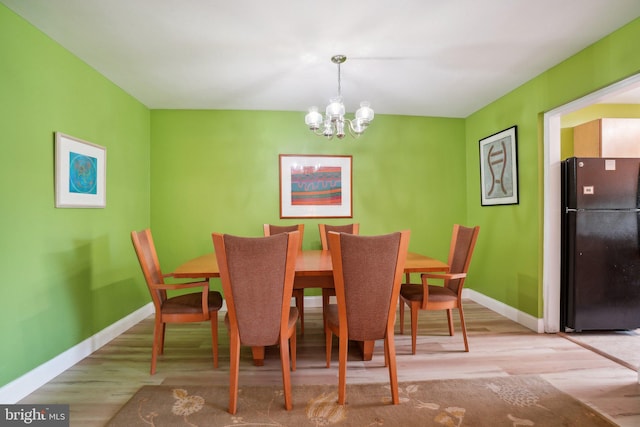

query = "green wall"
[149,111,467,295]
[465,17,640,317]
[0,5,151,387]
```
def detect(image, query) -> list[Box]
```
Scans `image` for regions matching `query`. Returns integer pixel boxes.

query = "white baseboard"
[0,303,153,404]
[464,289,544,333]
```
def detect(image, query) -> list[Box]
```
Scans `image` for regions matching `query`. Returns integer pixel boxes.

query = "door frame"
[543,73,640,332]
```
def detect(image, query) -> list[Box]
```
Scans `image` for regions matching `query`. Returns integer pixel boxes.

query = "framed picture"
[479,126,518,206]
[279,154,352,218]
[55,132,106,208]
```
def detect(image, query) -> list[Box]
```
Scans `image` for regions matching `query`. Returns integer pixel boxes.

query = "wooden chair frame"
[213,231,300,414]
[399,225,480,354]
[263,224,306,334]
[325,230,410,405]
[131,229,221,375]
[318,223,360,332]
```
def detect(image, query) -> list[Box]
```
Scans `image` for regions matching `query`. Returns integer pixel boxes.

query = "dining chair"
[399,224,480,354]
[263,224,306,334]
[325,230,410,405]
[131,229,222,375]
[318,223,360,332]
[318,223,359,251]
[212,231,300,414]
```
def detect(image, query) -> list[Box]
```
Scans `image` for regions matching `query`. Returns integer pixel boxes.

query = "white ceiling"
[3,0,640,117]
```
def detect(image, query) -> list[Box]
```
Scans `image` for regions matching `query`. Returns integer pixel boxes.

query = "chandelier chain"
[337,61,341,98]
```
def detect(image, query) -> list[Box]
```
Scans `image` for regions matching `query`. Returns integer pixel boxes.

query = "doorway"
[543,73,640,333]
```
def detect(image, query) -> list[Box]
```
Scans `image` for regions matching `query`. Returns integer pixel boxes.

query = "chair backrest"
[213,231,299,346]
[445,225,480,294]
[263,224,304,251]
[319,223,359,250]
[131,229,167,310]
[329,230,410,341]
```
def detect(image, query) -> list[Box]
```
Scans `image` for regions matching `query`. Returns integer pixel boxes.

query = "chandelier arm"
[318,128,334,140]
[345,119,362,139]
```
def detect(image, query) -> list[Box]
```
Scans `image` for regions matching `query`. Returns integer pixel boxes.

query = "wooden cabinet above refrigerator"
[573,118,640,157]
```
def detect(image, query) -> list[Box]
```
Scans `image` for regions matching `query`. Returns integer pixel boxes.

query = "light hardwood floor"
[19,301,640,426]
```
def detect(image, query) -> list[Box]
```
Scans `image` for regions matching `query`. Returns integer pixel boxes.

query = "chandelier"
[304,55,374,140]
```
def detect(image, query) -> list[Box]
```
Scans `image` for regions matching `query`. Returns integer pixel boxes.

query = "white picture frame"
[279,154,352,218]
[479,126,519,206]
[55,132,106,208]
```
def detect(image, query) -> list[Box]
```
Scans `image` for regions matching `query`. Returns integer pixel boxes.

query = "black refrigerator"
[561,157,640,331]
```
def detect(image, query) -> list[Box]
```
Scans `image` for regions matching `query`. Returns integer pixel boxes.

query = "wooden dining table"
[173,249,449,361]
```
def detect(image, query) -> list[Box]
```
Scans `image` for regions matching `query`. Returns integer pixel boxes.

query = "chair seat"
[162,291,223,315]
[400,283,457,303]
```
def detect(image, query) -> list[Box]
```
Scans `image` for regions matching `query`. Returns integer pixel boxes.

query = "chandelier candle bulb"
[305,107,322,130]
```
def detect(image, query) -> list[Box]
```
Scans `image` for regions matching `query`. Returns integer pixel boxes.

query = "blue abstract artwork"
[68,152,98,195]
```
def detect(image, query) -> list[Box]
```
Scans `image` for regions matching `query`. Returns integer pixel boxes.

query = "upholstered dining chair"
[325,230,410,405]
[212,231,300,414]
[131,229,222,375]
[318,223,360,331]
[263,224,306,333]
[318,223,359,251]
[399,224,480,354]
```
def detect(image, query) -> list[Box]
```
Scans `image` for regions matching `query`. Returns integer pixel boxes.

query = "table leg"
[251,346,265,366]
[359,340,375,361]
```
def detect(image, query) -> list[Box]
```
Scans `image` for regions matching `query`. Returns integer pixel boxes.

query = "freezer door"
[565,210,640,330]
[565,157,640,210]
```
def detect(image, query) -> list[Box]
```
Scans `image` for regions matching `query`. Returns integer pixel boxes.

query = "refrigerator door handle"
[636,164,640,209]
[637,211,640,255]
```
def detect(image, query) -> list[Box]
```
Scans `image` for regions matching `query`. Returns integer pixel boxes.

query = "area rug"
[106,376,615,426]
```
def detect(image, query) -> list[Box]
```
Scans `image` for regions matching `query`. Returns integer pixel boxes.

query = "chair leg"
[159,322,166,355]
[383,336,389,367]
[150,317,163,375]
[446,309,455,336]
[325,326,333,368]
[458,305,470,352]
[279,335,293,411]
[337,333,348,405]
[228,332,241,415]
[293,289,304,335]
[322,289,331,335]
[385,334,399,405]
[410,303,419,355]
[290,329,297,371]
[210,313,219,369]
[399,299,405,335]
